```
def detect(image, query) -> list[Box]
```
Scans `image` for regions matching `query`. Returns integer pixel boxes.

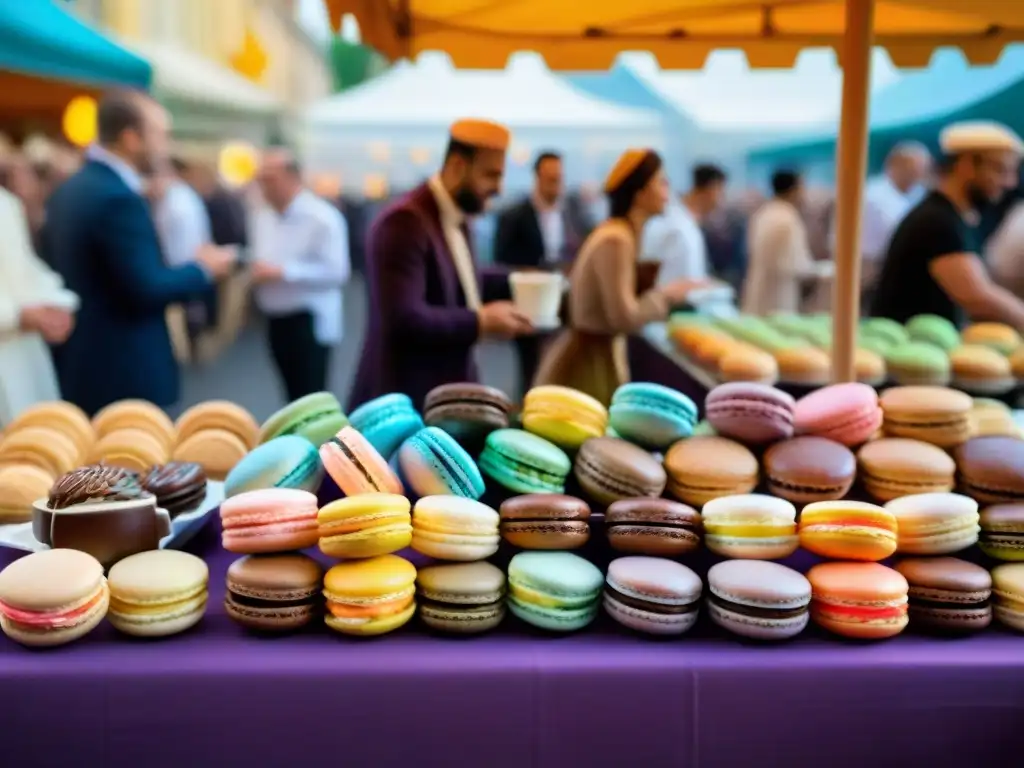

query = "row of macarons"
[4,545,1024,648]
[669,313,1024,391]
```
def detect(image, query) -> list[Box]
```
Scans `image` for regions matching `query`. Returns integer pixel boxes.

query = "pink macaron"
[603,556,702,635]
[320,426,403,496]
[794,382,882,447]
[704,382,795,445]
[220,488,319,553]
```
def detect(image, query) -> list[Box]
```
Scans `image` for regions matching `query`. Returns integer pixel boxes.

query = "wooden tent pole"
[830,0,875,383]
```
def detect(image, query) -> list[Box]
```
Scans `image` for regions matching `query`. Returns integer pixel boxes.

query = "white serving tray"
[0,481,224,554]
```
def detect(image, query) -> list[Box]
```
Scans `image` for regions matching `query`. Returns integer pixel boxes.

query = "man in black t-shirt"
[872,121,1024,329]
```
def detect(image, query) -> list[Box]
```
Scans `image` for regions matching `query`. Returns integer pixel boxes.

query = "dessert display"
[398,426,486,499]
[348,392,425,459]
[499,494,591,550]
[106,550,209,637]
[410,496,500,561]
[223,435,323,498]
[416,561,506,634]
[317,493,413,559]
[143,461,208,518]
[603,556,702,636]
[224,553,324,633]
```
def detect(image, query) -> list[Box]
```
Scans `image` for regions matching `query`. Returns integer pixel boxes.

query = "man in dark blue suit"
[46,91,235,415]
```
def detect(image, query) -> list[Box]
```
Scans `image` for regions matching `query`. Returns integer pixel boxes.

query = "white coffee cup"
[509,272,564,327]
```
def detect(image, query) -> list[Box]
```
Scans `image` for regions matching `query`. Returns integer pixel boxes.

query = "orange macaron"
[798,501,897,561]
[807,562,909,639]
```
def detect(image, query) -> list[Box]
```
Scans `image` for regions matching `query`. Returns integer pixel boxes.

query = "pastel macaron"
[416,561,506,634]
[106,550,209,637]
[0,425,80,477]
[604,556,702,636]
[172,427,248,481]
[978,504,1024,561]
[92,399,177,453]
[347,393,425,460]
[398,426,485,499]
[225,553,324,632]
[522,385,609,450]
[807,562,909,639]
[507,551,604,632]
[323,554,417,636]
[175,400,259,451]
[706,560,811,641]
[961,321,1021,355]
[704,382,795,445]
[219,488,320,554]
[223,435,324,498]
[317,493,413,559]
[0,549,109,647]
[880,386,973,448]
[954,436,1024,504]
[885,342,952,386]
[411,496,500,561]
[478,428,571,494]
[701,494,798,559]
[605,498,702,557]
[992,563,1024,632]
[793,382,882,447]
[4,401,94,460]
[905,314,960,351]
[798,500,898,561]
[949,345,1015,394]
[259,391,348,447]
[663,436,759,507]
[573,436,666,507]
[762,436,856,504]
[855,438,956,502]
[885,492,980,555]
[895,557,992,634]
[499,494,591,550]
[319,426,403,497]
[608,383,697,450]
[0,463,54,523]
[423,383,512,447]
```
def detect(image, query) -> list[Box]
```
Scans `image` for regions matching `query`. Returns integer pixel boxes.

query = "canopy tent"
[325,0,1024,384]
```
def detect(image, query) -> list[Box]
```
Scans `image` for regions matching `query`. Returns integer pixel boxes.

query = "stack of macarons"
[172,400,259,480]
[91,399,176,473]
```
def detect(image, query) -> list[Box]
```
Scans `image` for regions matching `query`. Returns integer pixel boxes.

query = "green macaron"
[885,342,952,386]
[906,314,961,352]
[861,317,910,348]
[259,391,348,447]
[507,552,604,632]
[478,428,571,494]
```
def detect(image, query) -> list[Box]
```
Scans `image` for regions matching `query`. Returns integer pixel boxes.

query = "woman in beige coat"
[534,149,704,406]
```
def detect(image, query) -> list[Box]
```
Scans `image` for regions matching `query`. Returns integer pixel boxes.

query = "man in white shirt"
[743,170,834,315]
[250,149,351,401]
[642,164,726,288]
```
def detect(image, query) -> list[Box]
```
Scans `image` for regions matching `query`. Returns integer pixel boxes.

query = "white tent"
[300,52,666,196]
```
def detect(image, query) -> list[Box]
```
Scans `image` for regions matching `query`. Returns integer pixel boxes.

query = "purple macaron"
[603,556,702,635]
[705,382,796,446]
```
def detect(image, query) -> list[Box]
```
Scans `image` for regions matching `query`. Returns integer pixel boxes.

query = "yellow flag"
[231,28,268,82]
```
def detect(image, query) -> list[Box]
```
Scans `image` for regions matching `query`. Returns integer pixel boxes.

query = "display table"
[2,517,1022,768]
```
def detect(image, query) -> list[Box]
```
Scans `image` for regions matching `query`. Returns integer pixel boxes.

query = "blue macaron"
[348,393,425,459]
[223,435,324,498]
[398,426,486,500]
[609,383,697,450]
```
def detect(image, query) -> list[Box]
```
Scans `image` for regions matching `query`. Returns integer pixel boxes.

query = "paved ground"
[178,274,519,421]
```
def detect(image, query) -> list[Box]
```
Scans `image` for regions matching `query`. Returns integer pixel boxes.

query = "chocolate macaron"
[143,461,208,518]
[954,436,1024,504]
[224,553,324,632]
[423,383,512,447]
[763,437,856,504]
[664,435,759,507]
[895,557,992,634]
[573,437,666,507]
[605,498,702,556]
[979,504,1024,561]
[499,494,591,550]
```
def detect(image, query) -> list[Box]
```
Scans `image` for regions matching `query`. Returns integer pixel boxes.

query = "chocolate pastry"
[48,463,147,510]
[144,462,208,518]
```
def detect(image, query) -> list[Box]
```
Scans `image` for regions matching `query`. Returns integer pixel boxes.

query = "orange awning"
[326,0,1024,69]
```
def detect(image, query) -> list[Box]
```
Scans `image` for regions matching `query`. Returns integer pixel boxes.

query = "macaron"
[317,493,412,559]
[762,436,856,504]
[142,461,208,518]
[773,346,831,386]
[573,437,666,507]
[954,436,1024,504]
[978,504,1024,561]
[90,427,169,474]
[852,348,887,386]
[224,553,324,632]
[961,322,1021,355]
[175,400,259,451]
[4,401,94,460]
[855,437,956,502]
[885,492,980,555]
[398,426,485,499]
[411,495,500,561]
[701,494,798,559]
[423,383,512,447]
[704,382,796,445]
[603,556,702,636]
[92,399,176,453]
[106,550,209,637]
[319,426,403,497]
[323,554,417,636]
[706,560,811,640]
[608,383,697,450]
[348,393,425,460]
[793,382,882,447]
[971,398,1020,438]
[1,426,83,477]
[798,500,897,561]
[522,385,608,450]
[172,427,248,481]
[663,435,758,507]
[1011,347,1024,380]
[506,551,603,632]
[807,562,909,639]
[604,498,702,556]
[991,563,1024,632]
[894,557,992,634]
[416,561,506,634]
[717,345,780,385]
[949,345,1015,394]
[860,317,910,348]
[0,463,54,523]
[219,488,320,554]
[0,549,108,647]
[259,391,348,447]
[885,342,952,386]
[478,428,571,494]
[499,494,591,550]
[880,386,973,447]
[905,314,960,351]
[223,435,324,498]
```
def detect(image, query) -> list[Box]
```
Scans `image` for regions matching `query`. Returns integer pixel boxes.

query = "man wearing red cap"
[349,119,532,409]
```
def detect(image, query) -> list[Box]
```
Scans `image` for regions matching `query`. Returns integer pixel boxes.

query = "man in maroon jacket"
[349,119,532,410]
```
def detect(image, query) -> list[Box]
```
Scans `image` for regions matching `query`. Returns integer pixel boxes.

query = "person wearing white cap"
[871,121,1024,329]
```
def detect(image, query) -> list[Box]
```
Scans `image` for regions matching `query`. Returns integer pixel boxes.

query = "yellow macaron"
[90,428,170,473]
[172,428,249,481]
[175,400,260,451]
[522,385,608,450]
[5,401,94,461]
[0,426,79,477]
[93,399,177,453]
[961,322,1021,355]
[798,501,898,561]
[0,463,55,523]
[106,550,209,637]
[323,554,417,636]
[317,493,413,559]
